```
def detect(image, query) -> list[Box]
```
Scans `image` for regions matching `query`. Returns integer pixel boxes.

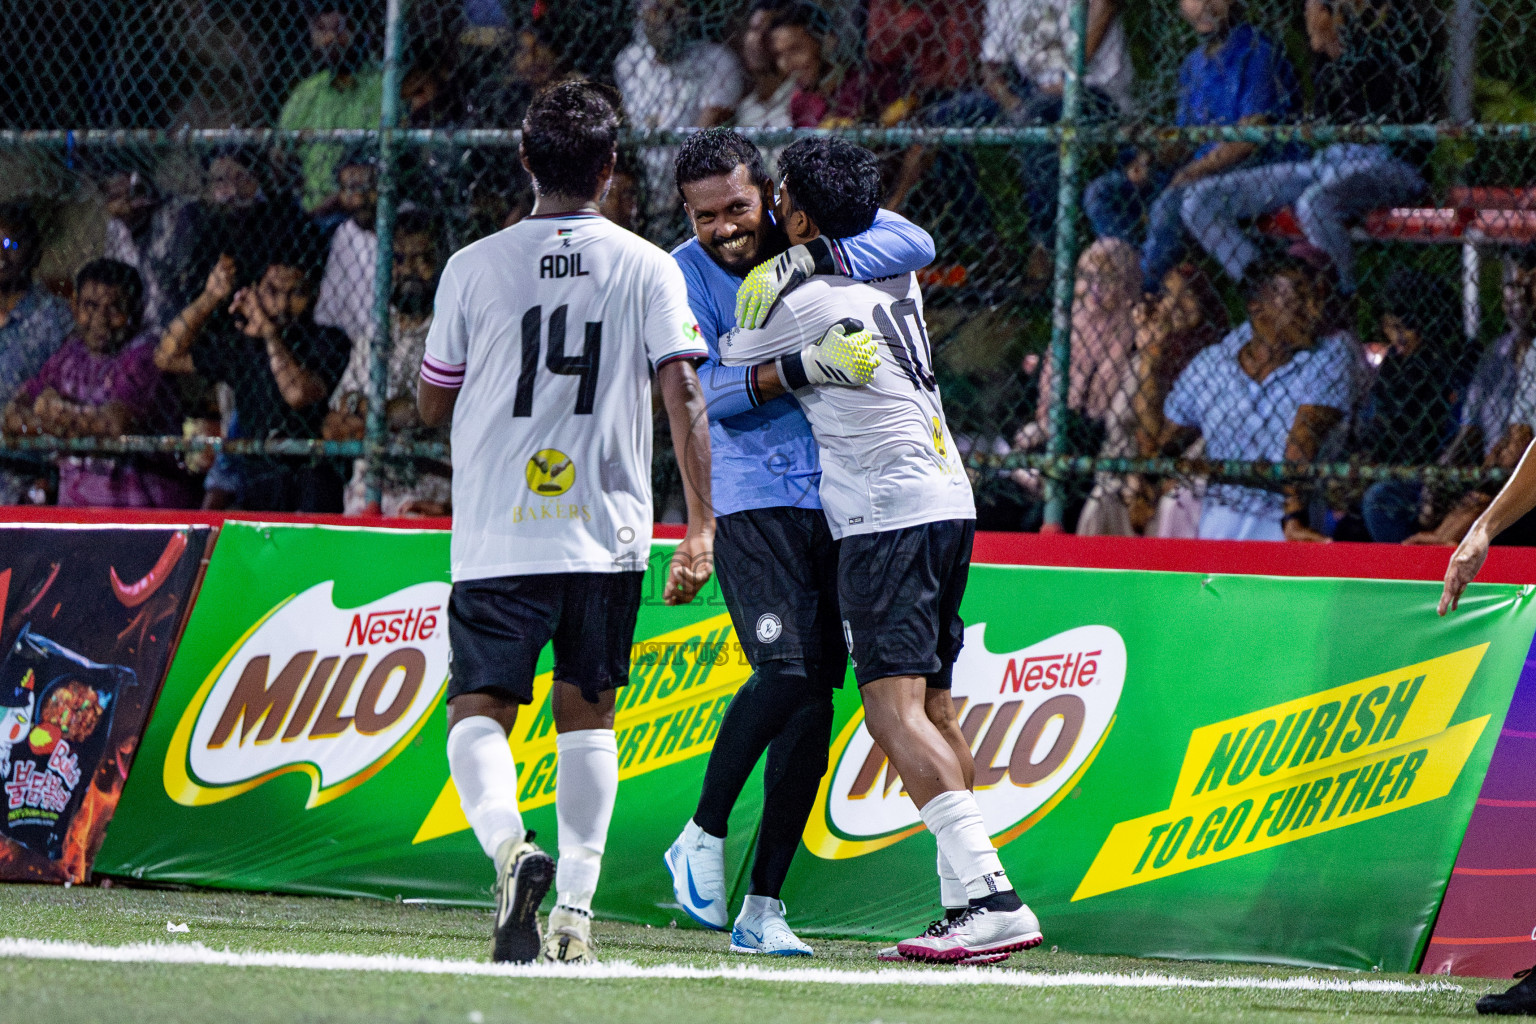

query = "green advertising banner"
[95,523,1536,971]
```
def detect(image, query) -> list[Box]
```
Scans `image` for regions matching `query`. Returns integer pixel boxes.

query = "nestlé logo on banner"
[167,581,449,808]
[808,624,1125,858]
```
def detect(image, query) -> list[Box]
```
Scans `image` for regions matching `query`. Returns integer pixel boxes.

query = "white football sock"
[446,716,524,862]
[555,728,618,912]
[919,790,1013,900]
[938,848,967,909]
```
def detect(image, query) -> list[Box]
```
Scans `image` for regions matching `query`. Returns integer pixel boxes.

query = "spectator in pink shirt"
[2,259,194,507]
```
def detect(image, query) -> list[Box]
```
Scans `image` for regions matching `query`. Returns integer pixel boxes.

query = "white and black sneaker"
[895,895,1042,964]
[492,830,555,963]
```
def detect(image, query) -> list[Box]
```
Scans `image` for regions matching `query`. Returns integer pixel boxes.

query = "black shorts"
[714,506,846,688]
[447,571,644,705]
[838,519,973,688]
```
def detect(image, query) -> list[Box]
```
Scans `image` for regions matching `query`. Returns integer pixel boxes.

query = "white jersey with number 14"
[422,212,706,582]
[719,272,975,539]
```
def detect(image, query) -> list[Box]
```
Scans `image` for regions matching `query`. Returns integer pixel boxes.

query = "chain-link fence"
[0,0,1532,540]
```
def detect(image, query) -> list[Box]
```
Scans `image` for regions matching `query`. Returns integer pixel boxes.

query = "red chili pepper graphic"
[109,531,188,609]
[17,562,59,617]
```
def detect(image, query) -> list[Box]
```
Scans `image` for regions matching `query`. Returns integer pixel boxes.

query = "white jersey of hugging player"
[421,212,707,581]
[720,272,975,539]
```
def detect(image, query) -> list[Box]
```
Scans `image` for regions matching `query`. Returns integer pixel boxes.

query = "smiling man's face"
[680,164,784,275]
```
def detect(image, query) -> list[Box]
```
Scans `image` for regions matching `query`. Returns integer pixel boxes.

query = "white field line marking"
[0,938,1462,993]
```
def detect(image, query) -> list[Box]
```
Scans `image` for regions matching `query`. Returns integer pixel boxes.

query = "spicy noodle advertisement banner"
[0,524,209,883]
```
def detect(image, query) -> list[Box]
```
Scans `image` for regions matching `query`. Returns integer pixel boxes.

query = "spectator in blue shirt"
[1162,258,1354,540]
[1084,0,1297,291]
[0,202,74,504]
[1181,0,1442,294]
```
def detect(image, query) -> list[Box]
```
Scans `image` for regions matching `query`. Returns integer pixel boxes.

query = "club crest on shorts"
[525,448,576,496]
[756,613,783,644]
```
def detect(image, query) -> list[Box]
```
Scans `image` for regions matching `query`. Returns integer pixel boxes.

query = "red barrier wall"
[6,506,1535,584]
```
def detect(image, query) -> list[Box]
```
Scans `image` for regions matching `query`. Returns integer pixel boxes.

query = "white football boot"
[730,895,813,956]
[540,905,596,964]
[896,900,1043,964]
[663,820,728,930]
[880,913,1009,965]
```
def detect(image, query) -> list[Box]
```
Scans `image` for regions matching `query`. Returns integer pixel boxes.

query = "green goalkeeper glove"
[777,319,881,390]
[736,243,817,329]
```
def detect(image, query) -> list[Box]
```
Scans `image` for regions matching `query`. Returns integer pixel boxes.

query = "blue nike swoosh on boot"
[685,861,714,910]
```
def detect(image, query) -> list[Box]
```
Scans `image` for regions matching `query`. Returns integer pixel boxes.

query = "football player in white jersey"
[417,82,714,965]
[719,136,1044,964]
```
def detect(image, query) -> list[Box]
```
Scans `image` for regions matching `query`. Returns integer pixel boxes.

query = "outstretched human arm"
[1439,435,1536,614]
[658,357,715,606]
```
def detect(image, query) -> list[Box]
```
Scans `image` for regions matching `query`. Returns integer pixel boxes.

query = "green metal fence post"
[365,0,408,512]
[1042,0,1091,530]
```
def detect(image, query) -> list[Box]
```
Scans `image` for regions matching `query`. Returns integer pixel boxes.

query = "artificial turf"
[0,884,1507,1023]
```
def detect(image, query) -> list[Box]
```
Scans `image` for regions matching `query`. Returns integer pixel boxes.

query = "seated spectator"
[460,5,584,129]
[1017,238,1142,455]
[1161,258,1355,541]
[2,260,194,508]
[616,0,745,131]
[1078,263,1229,534]
[1355,269,1463,541]
[1406,254,1536,545]
[0,202,76,503]
[1181,0,1443,294]
[155,240,351,512]
[616,0,746,225]
[315,151,380,349]
[884,0,1124,245]
[102,170,199,335]
[1084,0,1297,291]
[278,3,385,214]
[772,3,839,128]
[187,145,306,287]
[323,209,450,516]
[732,0,797,128]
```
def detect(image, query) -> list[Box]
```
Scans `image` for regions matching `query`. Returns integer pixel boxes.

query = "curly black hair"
[674,127,770,200]
[777,136,881,240]
[522,81,621,202]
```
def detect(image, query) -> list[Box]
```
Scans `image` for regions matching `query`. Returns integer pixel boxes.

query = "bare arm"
[1085,0,1117,63]
[1167,116,1267,188]
[657,358,715,605]
[34,391,134,438]
[1440,433,1536,614]
[158,255,235,375]
[417,379,458,428]
[1281,404,1344,542]
[265,333,330,409]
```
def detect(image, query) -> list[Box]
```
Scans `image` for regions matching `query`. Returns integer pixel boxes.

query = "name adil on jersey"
[540,253,590,279]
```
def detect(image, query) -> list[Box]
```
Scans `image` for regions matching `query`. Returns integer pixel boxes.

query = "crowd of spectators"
[0,0,1522,545]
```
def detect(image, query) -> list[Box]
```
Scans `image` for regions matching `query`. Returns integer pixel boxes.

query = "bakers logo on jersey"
[163,581,449,809]
[805,624,1125,859]
[526,448,576,496]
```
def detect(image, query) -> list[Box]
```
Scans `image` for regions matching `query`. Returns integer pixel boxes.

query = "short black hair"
[1242,256,1315,307]
[75,258,146,328]
[336,144,379,180]
[777,136,881,240]
[767,1,833,39]
[394,206,441,246]
[0,201,43,274]
[674,127,770,201]
[522,81,621,202]
[266,220,328,288]
[1380,267,1458,341]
